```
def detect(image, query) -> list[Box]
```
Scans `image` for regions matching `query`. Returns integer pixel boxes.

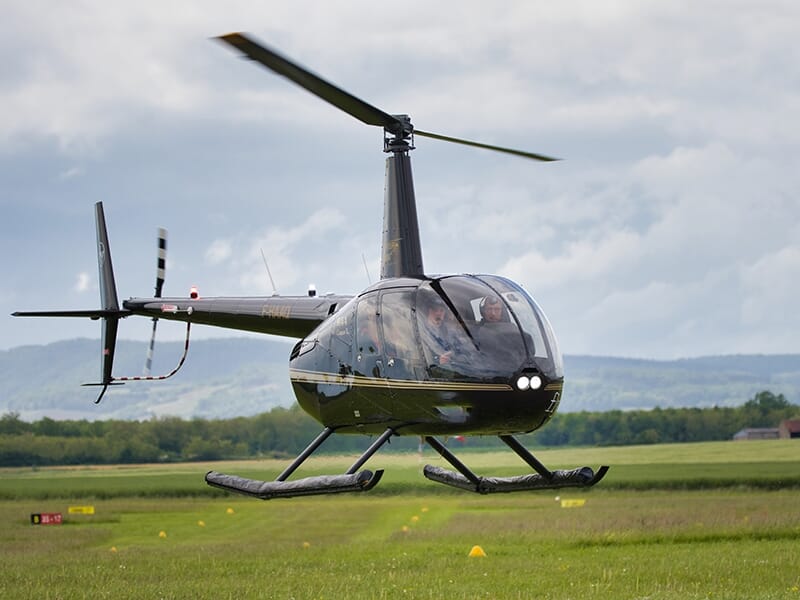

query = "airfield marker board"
[31,513,62,525]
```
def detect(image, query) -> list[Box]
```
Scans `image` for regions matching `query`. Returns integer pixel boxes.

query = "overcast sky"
[2,1,798,360]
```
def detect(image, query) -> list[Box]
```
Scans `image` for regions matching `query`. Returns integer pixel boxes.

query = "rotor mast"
[381,115,424,279]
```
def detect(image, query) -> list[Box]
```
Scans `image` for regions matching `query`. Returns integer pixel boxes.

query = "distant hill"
[563,354,800,412]
[0,337,295,421]
[1,338,799,421]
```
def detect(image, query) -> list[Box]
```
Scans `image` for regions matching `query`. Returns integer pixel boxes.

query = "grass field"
[1,441,799,599]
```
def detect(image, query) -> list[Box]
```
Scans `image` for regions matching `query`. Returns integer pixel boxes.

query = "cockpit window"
[309,275,562,384]
[477,275,564,378]
[416,278,528,380]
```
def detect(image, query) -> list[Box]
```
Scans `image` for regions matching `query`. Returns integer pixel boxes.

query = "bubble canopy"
[301,275,563,384]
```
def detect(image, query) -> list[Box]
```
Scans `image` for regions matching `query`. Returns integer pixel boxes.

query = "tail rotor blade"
[144,228,168,376]
[155,228,167,298]
[144,319,158,376]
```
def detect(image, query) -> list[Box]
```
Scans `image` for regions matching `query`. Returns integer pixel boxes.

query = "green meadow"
[1,441,799,599]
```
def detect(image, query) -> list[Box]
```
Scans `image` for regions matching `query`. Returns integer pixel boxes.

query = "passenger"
[422,294,457,366]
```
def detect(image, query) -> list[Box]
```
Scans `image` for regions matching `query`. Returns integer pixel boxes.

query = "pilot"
[480,295,506,323]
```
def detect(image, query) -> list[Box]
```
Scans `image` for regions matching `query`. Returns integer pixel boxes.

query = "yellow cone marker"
[302,541,311,549]
[468,545,487,557]
[197,520,206,527]
[158,531,167,539]
[226,507,235,515]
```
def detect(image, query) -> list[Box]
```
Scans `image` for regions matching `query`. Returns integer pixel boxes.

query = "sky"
[1,0,798,360]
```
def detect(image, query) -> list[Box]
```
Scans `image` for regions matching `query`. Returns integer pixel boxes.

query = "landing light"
[516,375,543,391]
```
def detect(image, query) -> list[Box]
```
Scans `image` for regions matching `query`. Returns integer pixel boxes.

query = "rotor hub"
[384,114,415,153]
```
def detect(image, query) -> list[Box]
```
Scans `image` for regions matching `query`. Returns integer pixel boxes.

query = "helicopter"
[14,32,608,499]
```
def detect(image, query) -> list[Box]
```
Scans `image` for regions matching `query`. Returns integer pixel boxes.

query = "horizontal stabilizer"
[12,309,130,319]
[423,464,608,494]
[205,469,384,500]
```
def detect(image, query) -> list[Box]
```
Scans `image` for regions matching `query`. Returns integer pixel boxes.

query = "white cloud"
[205,239,232,266]
[740,245,800,329]
[58,166,84,180]
[74,272,91,293]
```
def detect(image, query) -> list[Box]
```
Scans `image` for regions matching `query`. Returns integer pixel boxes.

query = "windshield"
[415,276,561,380]
[306,275,562,383]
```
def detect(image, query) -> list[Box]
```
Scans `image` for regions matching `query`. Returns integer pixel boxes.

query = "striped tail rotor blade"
[144,318,158,376]
[155,228,167,298]
[145,227,167,376]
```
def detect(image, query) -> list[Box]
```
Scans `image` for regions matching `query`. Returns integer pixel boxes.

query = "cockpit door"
[378,290,426,381]
[354,290,425,381]
[354,293,384,378]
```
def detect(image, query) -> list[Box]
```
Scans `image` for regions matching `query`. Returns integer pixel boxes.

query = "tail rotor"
[144,228,167,375]
[14,202,190,404]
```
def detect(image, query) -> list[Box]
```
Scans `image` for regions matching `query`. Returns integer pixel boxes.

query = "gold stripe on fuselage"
[289,368,515,392]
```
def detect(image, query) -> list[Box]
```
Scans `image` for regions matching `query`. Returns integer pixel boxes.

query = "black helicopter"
[14,33,607,499]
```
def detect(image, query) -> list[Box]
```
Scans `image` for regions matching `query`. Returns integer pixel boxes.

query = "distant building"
[733,428,780,441]
[779,420,800,439]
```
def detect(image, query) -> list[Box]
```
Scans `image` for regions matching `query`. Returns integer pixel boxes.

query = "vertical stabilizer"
[95,202,120,312]
[91,202,122,401]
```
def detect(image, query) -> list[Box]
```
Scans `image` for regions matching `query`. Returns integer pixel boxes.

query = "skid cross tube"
[276,427,335,482]
[424,436,481,485]
[346,428,394,474]
[499,434,553,480]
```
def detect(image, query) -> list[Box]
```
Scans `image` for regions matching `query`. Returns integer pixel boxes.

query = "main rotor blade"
[414,129,559,162]
[217,33,558,161]
[217,32,405,135]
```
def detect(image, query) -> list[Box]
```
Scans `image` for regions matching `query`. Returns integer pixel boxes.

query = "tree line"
[1,391,797,467]
[533,390,797,446]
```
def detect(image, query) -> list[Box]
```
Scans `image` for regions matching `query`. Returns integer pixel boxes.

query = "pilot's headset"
[479,295,505,321]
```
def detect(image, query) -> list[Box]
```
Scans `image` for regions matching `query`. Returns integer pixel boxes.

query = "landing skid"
[205,427,393,500]
[422,434,609,494]
[206,469,383,500]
